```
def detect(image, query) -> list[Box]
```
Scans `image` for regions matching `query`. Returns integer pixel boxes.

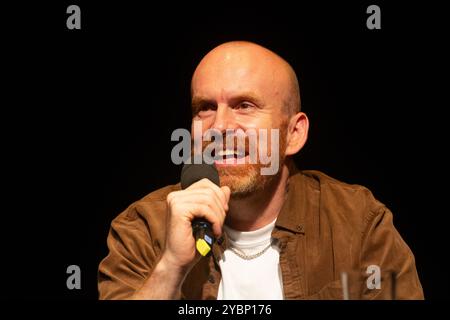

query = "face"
[190,46,292,197]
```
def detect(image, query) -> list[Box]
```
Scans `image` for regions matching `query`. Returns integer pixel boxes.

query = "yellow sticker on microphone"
[196,238,211,256]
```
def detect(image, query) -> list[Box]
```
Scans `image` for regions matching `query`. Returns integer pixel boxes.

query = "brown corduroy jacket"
[98,170,424,300]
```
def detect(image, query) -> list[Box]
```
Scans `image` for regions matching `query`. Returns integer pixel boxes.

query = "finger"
[189,178,229,209]
[172,191,226,219]
[183,202,224,237]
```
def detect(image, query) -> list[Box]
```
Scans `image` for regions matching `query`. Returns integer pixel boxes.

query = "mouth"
[213,148,249,166]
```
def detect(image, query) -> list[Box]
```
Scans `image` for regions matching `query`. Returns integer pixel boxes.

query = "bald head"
[191,41,301,117]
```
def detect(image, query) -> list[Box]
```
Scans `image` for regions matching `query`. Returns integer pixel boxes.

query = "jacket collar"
[274,168,310,235]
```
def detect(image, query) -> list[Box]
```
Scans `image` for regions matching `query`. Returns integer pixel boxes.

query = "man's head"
[190,41,308,197]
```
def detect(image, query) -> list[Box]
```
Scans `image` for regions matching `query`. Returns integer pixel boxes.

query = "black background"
[2,1,448,300]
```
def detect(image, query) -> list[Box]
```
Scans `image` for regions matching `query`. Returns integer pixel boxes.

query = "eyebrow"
[191,96,216,115]
[191,92,265,114]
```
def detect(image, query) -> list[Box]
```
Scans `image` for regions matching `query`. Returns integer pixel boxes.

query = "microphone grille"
[180,163,220,189]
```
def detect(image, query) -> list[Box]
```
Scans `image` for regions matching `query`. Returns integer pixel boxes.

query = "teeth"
[217,150,235,157]
[216,149,245,158]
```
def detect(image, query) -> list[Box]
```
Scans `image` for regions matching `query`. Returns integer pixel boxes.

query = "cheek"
[191,117,215,134]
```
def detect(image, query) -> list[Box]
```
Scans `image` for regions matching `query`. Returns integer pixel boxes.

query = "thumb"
[221,186,231,204]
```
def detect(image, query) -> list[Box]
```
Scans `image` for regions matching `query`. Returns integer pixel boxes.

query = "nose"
[211,104,238,133]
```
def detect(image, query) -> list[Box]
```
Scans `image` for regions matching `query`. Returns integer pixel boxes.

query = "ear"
[285,112,309,156]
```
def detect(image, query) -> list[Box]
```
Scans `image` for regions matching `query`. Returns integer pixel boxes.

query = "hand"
[161,178,230,273]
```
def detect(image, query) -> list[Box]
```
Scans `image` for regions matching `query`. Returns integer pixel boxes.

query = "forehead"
[191,50,287,100]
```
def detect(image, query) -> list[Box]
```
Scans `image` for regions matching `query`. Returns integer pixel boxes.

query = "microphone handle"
[192,218,214,256]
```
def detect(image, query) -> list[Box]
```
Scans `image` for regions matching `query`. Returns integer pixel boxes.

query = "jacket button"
[208,275,215,284]
[296,224,304,232]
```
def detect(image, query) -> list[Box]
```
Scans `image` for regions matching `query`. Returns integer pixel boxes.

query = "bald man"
[98,42,423,300]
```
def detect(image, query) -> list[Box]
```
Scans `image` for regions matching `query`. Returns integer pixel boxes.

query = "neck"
[225,162,293,231]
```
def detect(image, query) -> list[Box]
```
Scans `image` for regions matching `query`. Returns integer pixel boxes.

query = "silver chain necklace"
[228,242,272,260]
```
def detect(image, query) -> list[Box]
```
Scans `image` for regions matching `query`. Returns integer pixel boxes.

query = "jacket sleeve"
[98,205,160,300]
[360,205,424,299]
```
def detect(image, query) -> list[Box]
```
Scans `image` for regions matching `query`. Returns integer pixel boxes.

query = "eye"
[237,102,255,110]
[200,105,213,112]
[194,103,216,117]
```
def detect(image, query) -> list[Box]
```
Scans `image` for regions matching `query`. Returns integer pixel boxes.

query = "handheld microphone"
[180,162,221,257]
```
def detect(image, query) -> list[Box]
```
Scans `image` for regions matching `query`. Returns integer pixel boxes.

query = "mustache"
[191,132,253,152]
[189,134,252,161]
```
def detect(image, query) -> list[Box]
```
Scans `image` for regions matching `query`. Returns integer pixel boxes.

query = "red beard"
[192,126,287,198]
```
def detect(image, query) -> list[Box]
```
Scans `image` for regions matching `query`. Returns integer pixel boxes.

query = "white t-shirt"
[217,219,284,300]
